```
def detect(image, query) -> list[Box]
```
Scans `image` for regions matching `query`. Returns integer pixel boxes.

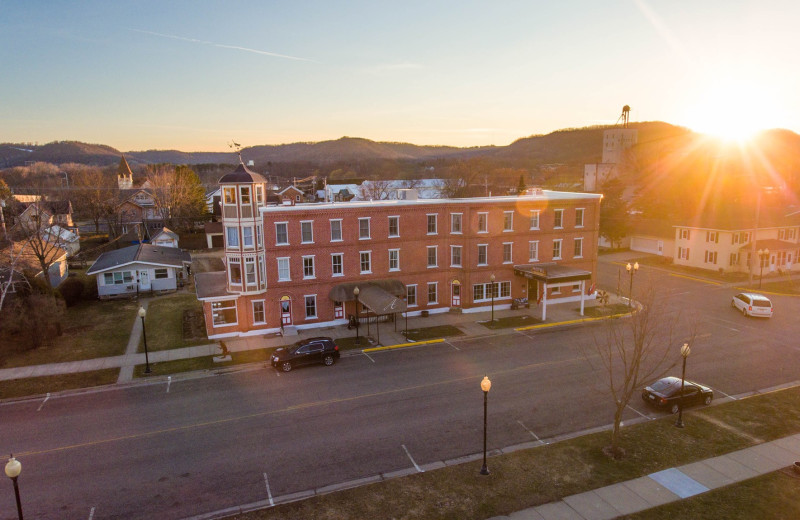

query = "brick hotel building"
[196,163,602,339]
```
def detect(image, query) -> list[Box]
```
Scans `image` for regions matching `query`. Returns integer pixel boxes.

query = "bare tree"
[590,283,693,458]
[359,179,394,200]
[146,164,207,231]
[0,242,32,313]
[12,206,72,291]
[71,167,116,233]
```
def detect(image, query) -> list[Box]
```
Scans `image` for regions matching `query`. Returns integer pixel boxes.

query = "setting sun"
[681,79,779,143]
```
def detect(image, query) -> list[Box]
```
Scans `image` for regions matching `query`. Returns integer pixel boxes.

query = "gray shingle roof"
[219,163,266,184]
[87,244,191,274]
[195,271,229,299]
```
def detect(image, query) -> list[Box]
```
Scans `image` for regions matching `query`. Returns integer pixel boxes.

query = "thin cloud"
[130,28,317,63]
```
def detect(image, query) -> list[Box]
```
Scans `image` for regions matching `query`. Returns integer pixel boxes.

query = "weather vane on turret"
[229,140,243,164]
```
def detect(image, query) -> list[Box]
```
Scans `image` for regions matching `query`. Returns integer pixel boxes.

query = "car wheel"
[670,403,679,414]
[704,395,712,405]
[731,300,736,308]
[323,354,335,366]
[281,362,293,372]
[742,307,748,317]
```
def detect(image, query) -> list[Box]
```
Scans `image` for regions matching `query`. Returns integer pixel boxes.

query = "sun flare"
[681,80,777,143]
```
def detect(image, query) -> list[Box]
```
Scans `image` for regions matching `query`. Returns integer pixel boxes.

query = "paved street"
[2,257,799,519]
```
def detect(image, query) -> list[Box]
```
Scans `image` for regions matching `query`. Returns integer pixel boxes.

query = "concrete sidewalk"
[486,433,800,520]
[0,290,624,382]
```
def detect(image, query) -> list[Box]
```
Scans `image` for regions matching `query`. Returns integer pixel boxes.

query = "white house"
[43,225,80,257]
[87,244,192,299]
[151,227,179,248]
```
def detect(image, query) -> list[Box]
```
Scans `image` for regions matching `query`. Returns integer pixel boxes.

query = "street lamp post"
[626,262,639,307]
[758,248,770,289]
[480,375,492,475]
[5,455,23,520]
[353,287,360,346]
[490,274,496,323]
[138,306,151,374]
[675,343,691,428]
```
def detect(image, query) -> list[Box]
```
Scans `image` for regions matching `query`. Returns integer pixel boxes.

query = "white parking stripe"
[402,444,424,473]
[517,420,547,444]
[37,392,50,412]
[363,352,376,363]
[263,472,274,506]
[715,388,737,400]
[445,340,460,351]
[88,507,95,520]
[626,404,653,420]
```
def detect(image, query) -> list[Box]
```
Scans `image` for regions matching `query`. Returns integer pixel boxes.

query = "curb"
[362,339,445,353]
[514,311,632,331]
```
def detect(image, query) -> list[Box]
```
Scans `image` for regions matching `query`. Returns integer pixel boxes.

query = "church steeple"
[117,155,134,189]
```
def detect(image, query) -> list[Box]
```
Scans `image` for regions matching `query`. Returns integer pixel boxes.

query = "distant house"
[205,188,221,217]
[627,219,675,257]
[43,225,81,257]
[673,210,800,274]
[277,186,305,205]
[5,240,69,289]
[87,244,192,299]
[18,200,74,229]
[204,221,223,248]
[151,227,179,248]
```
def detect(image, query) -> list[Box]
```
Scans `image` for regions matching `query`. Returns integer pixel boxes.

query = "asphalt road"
[2,262,798,520]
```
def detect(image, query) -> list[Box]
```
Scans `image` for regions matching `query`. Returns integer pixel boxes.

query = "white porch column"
[541,283,548,321]
[580,280,585,316]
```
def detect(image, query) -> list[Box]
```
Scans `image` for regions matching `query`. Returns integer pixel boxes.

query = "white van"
[731,293,773,318]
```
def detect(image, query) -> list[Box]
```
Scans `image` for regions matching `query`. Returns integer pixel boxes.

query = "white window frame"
[242,226,254,248]
[427,282,438,304]
[225,226,239,248]
[360,251,372,273]
[553,239,562,260]
[331,253,344,277]
[302,255,315,279]
[427,214,438,235]
[503,211,514,232]
[211,299,238,327]
[256,224,262,248]
[228,257,242,285]
[503,242,513,263]
[530,209,540,230]
[427,245,438,268]
[680,229,690,240]
[300,221,314,244]
[389,249,400,271]
[359,217,371,240]
[478,212,488,233]
[277,257,291,281]
[244,257,256,285]
[451,245,462,267]
[450,213,463,234]
[275,222,289,245]
[574,238,583,259]
[529,240,539,262]
[304,294,317,319]
[252,300,266,324]
[407,284,417,307]
[388,216,400,238]
[575,208,585,228]
[330,219,343,242]
[477,244,488,266]
[554,209,564,229]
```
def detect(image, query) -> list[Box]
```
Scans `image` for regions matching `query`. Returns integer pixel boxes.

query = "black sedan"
[271,337,340,372]
[641,376,713,414]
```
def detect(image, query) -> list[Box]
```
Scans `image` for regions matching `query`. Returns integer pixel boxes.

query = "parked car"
[731,292,773,318]
[271,337,340,372]
[641,376,714,414]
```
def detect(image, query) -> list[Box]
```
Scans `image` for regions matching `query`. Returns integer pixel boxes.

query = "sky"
[2,0,799,152]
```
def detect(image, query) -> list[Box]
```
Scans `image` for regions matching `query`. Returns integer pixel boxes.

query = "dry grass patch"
[0,369,120,399]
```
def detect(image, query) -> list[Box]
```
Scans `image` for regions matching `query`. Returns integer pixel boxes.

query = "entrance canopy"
[328,280,407,314]
[513,263,592,283]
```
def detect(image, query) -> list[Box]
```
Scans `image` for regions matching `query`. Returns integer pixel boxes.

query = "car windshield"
[650,379,676,392]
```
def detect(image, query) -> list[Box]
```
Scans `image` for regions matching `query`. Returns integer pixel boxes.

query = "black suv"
[271,337,340,372]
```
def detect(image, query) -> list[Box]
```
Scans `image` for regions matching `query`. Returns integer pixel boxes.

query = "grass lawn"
[403,325,465,342]
[0,369,120,399]
[139,293,208,353]
[134,348,275,377]
[232,386,800,520]
[2,299,138,368]
[480,314,540,329]
[621,471,800,520]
